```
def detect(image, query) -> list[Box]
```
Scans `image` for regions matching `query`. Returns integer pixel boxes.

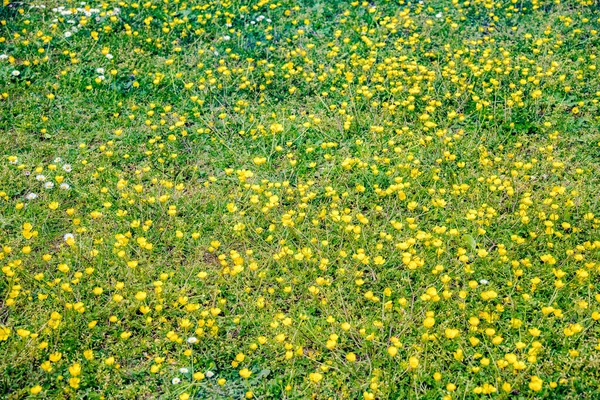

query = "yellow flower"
[409,356,419,369]
[69,377,80,389]
[423,317,435,328]
[309,372,323,383]
[30,385,42,394]
[69,363,81,376]
[0,326,11,341]
[387,346,398,357]
[239,368,252,379]
[445,328,459,339]
[193,372,205,380]
[529,376,543,392]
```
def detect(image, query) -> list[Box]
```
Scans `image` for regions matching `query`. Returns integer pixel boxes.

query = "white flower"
[106,53,113,60]
[171,378,181,384]
[0,54,8,60]
[44,182,54,189]
[11,70,20,77]
[62,164,72,172]
[436,12,443,18]
[65,31,72,38]
[54,157,63,163]
[98,75,105,81]
[96,68,105,74]
[479,279,489,285]
[223,35,231,41]
[64,233,74,242]
[36,174,46,181]
[60,183,70,190]
[187,337,198,344]
[179,368,189,373]
[26,193,38,200]
[205,371,214,378]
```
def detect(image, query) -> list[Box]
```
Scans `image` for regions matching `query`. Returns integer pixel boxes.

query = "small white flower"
[36,174,46,181]
[98,75,105,81]
[62,164,72,172]
[0,54,8,60]
[205,371,214,378]
[436,12,443,18]
[60,183,70,190]
[64,31,72,38]
[96,68,105,74]
[479,279,489,285]
[171,378,181,384]
[222,35,231,41]
[11,70,20,77]
[106,53,113,60]
[187,337,198,344]
[64,233,74,242]
[26,193,38,200]
[179,368,189,373]
[44,182,54,189]
[53,157,63,163]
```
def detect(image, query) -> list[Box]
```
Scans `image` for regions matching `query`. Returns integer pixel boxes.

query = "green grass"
[1,0,600,398]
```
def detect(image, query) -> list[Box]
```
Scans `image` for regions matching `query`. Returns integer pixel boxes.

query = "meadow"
[1,0,600,398]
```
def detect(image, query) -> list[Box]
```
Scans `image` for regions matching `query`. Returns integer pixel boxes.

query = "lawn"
[1,0,600,398]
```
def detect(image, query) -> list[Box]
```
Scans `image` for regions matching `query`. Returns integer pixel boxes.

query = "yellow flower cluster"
[0,0,600,398]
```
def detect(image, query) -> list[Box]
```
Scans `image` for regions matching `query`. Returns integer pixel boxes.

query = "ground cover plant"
[1,0,600,398]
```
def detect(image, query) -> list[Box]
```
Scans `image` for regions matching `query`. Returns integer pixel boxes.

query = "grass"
[1,0,600,398]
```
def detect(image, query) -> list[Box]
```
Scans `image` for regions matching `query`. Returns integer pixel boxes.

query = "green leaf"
[462,234,476,250]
